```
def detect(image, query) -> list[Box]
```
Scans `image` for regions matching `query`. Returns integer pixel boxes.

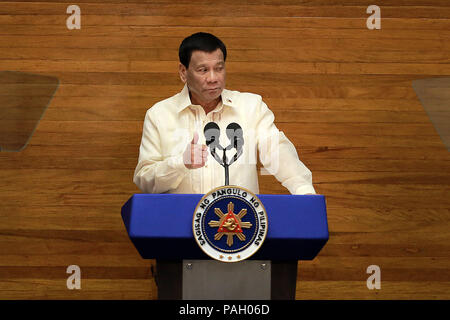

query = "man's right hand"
[183,132,208,169]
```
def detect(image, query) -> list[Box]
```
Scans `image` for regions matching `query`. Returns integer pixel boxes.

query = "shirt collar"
[176,84,235,113]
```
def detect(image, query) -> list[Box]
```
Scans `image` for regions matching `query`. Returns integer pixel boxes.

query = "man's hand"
[183,132,208,169]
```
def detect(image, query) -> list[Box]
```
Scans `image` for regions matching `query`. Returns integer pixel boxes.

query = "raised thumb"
[191,132,199,144]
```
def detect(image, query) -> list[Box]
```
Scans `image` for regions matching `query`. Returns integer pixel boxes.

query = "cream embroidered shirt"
[133,85,316,195]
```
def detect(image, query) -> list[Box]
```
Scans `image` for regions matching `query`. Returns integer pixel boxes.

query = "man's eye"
[198,68,207,73]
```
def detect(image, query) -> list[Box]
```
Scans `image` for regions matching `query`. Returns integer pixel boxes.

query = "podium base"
[182,260,271,300]
[154,259,298,300]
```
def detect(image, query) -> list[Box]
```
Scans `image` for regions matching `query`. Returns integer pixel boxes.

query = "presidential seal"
[192,186,268,262]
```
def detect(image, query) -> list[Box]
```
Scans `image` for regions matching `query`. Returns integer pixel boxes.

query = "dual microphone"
[203,122,244,186]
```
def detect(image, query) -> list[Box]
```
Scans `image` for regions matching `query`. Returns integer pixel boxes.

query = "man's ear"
[179,63,187,83]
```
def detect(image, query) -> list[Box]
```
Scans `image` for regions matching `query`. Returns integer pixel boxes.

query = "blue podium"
[121,193,329,299]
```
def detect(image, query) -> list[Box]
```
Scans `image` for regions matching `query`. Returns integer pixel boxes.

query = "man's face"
[179,48,226,105]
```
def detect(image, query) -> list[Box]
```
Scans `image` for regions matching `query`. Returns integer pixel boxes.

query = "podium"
[121,193,328,299]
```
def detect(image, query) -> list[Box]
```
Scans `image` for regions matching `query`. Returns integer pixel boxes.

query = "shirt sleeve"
[133,109,189,193]
[256,100,316,195]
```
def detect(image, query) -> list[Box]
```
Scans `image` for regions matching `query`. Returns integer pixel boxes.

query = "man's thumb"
[191,132,199,144]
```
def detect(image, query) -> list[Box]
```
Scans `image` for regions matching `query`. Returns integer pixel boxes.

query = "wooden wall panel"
[0,0,449,299]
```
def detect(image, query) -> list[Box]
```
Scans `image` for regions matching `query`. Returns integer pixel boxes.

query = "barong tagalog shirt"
[133,85,316,195]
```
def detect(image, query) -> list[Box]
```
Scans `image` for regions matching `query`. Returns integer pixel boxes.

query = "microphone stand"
[223,149,230,186]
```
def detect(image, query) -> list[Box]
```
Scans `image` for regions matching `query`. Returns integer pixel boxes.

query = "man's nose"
[207,70,218,82]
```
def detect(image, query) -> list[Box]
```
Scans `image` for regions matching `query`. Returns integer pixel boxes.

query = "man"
[134,32,316,196]
[133,32,316,299]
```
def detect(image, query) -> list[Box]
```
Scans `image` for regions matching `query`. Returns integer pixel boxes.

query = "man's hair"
[179,32,227,68]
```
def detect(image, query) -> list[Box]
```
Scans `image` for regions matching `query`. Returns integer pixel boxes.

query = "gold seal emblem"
[193,186,268,262]
[208,202,253,247]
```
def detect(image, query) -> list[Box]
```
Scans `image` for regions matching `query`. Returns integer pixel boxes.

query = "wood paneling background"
[0,0,449,299]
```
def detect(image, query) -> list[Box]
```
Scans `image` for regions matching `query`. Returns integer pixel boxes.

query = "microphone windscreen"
[226,123,244,148]
[204,122,220,146]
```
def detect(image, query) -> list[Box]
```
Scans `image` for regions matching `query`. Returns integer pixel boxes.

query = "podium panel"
[121,194,329,261]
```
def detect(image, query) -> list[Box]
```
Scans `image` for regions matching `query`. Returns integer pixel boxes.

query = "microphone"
[204,122,223,164]
[226,123,244,165]
[204,122,221,148]
[226,123,244,150]
[203,121,245,185]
